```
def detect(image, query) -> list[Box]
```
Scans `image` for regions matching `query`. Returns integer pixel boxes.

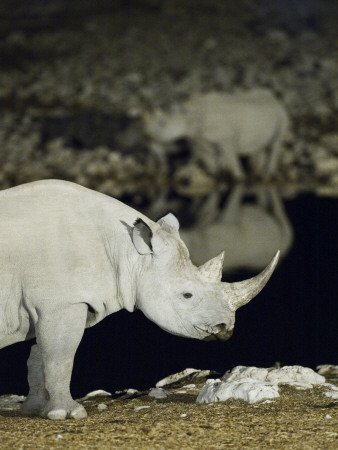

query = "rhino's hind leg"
[21,344,47,415]
[36,303,88,420]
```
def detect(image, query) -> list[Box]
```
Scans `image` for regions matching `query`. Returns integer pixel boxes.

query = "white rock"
[325,391,338,400]
[78,389,112,401]
[323,383,338,391]
[114,388,139,395]
[148,388,173,399]
[180,413,187,417]
[222,365,325,386]
[126,388,139,395]
[199,365,332,405]
[134,406,150,411]
[266,366,325,385]
[0,395,26,411]
[326,414,332,419]
[196,378,280,404]
[283,382,313,390]
[156,368,210,388]
[222,366,269,382]
[97,403,108,410]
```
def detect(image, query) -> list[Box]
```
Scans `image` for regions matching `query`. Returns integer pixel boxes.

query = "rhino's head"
[144,108,187,143]
[132,213,279,342]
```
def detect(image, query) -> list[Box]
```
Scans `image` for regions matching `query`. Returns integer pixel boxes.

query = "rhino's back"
[0,180,142,297]
[186,91,287,152]
[0,179,140,234]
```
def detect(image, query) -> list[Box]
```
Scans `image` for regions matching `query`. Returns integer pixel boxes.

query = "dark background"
[0,193,336,397]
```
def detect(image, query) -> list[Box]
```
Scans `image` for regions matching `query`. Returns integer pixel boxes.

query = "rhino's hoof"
[70,405,87,419]
[45,405,87,420]
[47,408,68,420]
[21,396,45,416]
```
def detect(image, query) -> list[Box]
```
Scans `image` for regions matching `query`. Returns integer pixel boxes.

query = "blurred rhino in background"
[144,89,291,179]
[0,180,279,420]
[145,184,292,273]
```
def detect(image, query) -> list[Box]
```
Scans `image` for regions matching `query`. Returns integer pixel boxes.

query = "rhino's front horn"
[224,250,280,311]
[198,251,225,282]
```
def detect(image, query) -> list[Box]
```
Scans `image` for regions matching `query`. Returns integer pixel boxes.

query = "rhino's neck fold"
[105,233,140,314]
[100,202,154,315]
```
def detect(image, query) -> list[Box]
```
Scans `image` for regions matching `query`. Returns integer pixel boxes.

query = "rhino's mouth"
[194,324,233,342]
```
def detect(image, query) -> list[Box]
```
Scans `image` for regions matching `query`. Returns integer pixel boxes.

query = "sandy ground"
[0,378,337,449]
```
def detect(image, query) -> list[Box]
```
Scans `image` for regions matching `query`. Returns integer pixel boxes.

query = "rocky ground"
[0,368,337,449]
[0,0,337,198]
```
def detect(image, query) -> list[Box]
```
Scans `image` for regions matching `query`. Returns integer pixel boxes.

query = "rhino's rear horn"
[198,251,225,283]
[223,250,280,310]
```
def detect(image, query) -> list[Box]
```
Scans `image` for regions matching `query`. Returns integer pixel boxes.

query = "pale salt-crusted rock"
[97,403,108,410]
[134,406,150,411]
[325,391,338,400]
[287,382,314,390]
[266,366,325,386]
[0,394,26,411]
[78,390,112,401]
[148,388,173,399]
[323,383,338,391]
[115,388,139,395]
[156,368,211,388]
[222,366,269,382]
[222,365,325,387]
[198,365,333,404]
[196,378,280,404]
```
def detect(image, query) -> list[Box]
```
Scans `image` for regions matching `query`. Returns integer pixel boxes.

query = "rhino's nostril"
[214,324,233,341]
[215,323,227,332]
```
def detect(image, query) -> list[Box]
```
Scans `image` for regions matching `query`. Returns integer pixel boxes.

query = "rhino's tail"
[0,275,22,335]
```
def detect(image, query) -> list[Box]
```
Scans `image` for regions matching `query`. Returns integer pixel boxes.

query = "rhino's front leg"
[192,137,219,175]
[218,140,245,180]
[36,303,88,420]
[21,344,47,415]
[251,149,267,176]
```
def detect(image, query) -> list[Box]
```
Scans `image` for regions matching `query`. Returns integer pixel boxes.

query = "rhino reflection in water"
[181,184,293,272]
[0,180,279,420]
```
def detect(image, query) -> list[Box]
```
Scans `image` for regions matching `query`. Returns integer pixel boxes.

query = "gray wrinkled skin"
[0,180,279,420]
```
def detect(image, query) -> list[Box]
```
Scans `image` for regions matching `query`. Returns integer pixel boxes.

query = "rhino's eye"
[183,293,193,299]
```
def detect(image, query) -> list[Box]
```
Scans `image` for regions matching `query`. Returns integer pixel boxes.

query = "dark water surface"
[0,188,336,397]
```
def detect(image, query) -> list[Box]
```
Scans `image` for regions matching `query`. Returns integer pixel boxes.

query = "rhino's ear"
[157,213,180,234]
[132,219,153,255]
